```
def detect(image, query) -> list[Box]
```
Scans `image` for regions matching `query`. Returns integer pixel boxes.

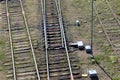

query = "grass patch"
[0,52,4,61]
[114,1,120,15]
[109,56,118,63]
[101,44,112,54]
[0,40,5,61]
[0,52,4,71]
[94,54,112,64]
[0,40,5,47]
[113,76,120,80]
[79,62,83,65]
[0,66,3,71]
[94,54,106,64]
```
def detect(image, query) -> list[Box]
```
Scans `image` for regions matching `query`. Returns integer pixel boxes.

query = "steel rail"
[105,0,120,27]
[55,0,74,80]
[42,0,74,79]
[95,59,113,80]
[55,0,64,47]
[42,0,50,80]
[40,0,44,15]
[6,0,41,79]
[5,0,16,80]
[19,0,41,80]
[94,4,117,55]
[94,1,120,79]
[94,0,120,55]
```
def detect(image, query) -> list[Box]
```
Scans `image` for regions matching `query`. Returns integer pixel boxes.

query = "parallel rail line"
[94,0,120,79]
[94,0,120,55]
[41,0,81,80]
[2,0,117,80]
[5,0,40,79]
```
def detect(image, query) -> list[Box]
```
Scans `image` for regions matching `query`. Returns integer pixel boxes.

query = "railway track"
[41,0,81,80]
[4,0,40,80]
[94,0,120,79]
[3,0,115,80]
[94,0,120,55]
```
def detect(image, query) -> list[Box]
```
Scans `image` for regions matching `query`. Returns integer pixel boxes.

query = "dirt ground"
[0,0,119,80]
[60,0,111,79]
[61,0,120,80]
[23,0,44,49]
